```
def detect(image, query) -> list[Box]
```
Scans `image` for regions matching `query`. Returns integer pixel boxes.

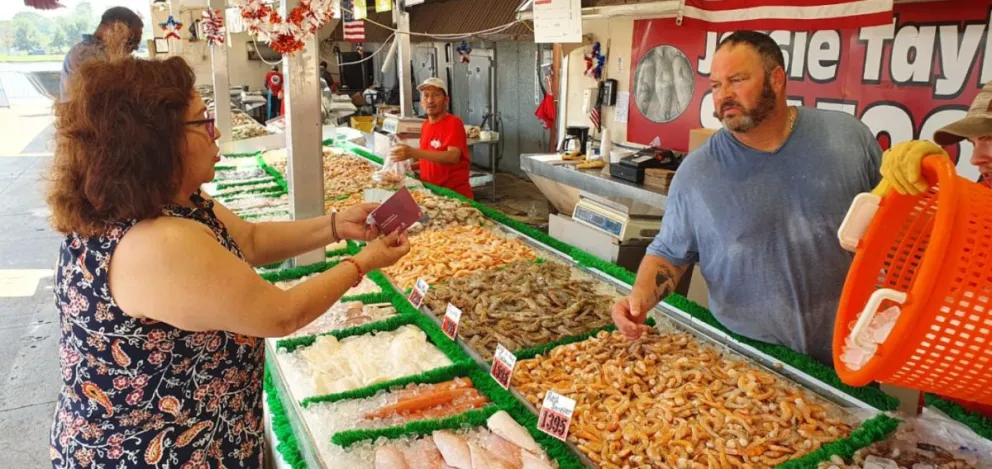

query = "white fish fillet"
[520,451,553,469]
[433,430,472,469]
[468,442,516,469]
[481,432,522,468]
[486,411,540,454]
[375,445,410,469]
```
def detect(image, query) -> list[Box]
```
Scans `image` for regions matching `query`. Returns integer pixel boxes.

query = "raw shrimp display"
[409,190,487,232]
[383,225,537,290]
[514,330,853,468]
[423,261,617,361]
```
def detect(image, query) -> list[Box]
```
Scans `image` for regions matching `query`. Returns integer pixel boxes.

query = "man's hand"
[877,140,949,196]
[390,144,414,162]
[612,290,654,339]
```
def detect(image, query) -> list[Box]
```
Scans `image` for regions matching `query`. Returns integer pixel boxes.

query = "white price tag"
[408,278,429,308]
[441,303,462,340]
[490,344,517,389]
[537,391,575,441]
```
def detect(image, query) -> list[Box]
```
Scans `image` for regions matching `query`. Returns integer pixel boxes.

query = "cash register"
[610,148,682,184]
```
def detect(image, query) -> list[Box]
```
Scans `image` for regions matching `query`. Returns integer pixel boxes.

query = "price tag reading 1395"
[408,278,429,308]
[490,344,517,389]
[537,391,575,441]
[441,303,462,340]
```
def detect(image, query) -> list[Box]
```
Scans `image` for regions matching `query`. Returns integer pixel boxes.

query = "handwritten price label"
[408,278,429,308]
[537,391,575,441]
[441,303,462,340]
[490,344,517,389]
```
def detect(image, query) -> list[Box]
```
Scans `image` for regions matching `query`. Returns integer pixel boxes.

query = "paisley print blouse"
[51,193,265,469]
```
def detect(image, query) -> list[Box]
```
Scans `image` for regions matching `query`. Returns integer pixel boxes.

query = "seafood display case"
[211,141,992,469]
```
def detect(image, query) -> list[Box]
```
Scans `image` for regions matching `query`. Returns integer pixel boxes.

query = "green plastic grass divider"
[300,361,476,408]
[241,210,290,221]
[924,394,992,440]
[221,151,262,158]
[331,407,499,448]
[325,246,352,258]
[664,294,899,412]
[346,240,361,256]
[217,177,276,190]
[256,151,290,192]
[214,164,239,171]
[338,291,394,305]
[512,318,657,362]
[775,414,901,469]
[214,184,285,198]
[260,260,339,283]
[276,314,417,353]
[368,270,396,294]
[260,260,290,271]
[337,140,385,165]
[263,366,308,469]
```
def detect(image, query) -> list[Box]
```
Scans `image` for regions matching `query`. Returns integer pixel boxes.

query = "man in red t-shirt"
[389,77,473,199]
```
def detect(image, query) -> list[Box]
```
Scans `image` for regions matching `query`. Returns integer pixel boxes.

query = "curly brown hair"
[47,55,196,236]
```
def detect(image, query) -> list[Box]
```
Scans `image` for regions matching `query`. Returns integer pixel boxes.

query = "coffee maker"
[559,126,590,155]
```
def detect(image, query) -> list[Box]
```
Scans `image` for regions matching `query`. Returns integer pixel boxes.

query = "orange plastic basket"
[834,156,992,404]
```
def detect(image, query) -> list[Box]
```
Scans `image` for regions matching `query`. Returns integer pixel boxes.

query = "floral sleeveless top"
[51,193,265,469]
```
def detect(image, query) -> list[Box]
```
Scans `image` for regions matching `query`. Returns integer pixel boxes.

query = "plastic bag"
[374,134,411,186]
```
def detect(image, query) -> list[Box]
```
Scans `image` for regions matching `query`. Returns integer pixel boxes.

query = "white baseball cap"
[417,77,448,95]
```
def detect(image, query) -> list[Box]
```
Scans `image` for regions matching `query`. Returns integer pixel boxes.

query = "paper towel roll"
[601,130,613,162]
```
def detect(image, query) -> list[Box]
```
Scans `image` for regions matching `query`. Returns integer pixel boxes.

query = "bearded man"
[611,31,882,365]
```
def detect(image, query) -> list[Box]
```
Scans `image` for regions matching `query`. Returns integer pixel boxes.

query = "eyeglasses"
[184,112,216,140]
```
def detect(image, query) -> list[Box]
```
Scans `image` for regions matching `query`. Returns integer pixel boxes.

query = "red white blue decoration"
[584,42,605,80]
[160,15,184,41]
[456,40,472,64]
[201,9,225,46]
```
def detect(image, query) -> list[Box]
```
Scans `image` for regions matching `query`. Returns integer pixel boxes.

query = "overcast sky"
[1,1,151,22]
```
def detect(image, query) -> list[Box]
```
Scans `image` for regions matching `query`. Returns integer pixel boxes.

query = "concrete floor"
[0,156,61,468]
[0,99,61,468]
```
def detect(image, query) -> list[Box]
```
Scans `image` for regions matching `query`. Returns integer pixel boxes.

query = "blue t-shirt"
[648,107,882,364]
[60,35,104,101]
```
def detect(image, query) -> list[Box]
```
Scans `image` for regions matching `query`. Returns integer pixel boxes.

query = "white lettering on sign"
[891,24,937,85]
[808,30,841,82]
[936,24,984,98]
[791,32,809,80]
[859,21,895,82]
[983,12,992,84]
[697,32,719,76]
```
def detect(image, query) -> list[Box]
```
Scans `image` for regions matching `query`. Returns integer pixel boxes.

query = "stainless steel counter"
[520,153,669,212]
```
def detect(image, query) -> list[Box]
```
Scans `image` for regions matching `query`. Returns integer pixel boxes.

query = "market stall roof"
[518,0,895,30]
[328,0,532,44]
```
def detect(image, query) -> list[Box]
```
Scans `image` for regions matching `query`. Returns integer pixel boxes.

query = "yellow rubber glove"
[876,140,950,196]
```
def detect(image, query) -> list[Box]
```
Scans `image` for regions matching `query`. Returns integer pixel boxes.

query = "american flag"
[342,0,365,42]
[589,86,602,132]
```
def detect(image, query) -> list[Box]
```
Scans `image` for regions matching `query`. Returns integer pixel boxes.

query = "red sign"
[627,1,990,182]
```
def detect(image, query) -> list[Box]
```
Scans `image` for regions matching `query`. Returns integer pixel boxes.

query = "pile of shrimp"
[514,330,853,469]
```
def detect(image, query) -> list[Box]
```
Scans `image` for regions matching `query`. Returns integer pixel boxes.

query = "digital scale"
[570,194,659,243]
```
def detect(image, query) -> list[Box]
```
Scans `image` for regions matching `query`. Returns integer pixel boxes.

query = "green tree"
[0,21,15,55]
[13,21,40,52]
[50,27,68,53]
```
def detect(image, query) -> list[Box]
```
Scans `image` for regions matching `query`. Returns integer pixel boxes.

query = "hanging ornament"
[456,40,472,64]
[232,0,344,55]
[24,0,66,9]
[160,15,184,41]
[202,9,226,46]
[584,42,605,80]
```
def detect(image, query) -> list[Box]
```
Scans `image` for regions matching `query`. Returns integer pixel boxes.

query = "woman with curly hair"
[46,34,410,468]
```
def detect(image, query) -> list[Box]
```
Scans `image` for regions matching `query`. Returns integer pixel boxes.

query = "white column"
[282,0,326,266]
[395,5,414,117]
[209,1,232,144]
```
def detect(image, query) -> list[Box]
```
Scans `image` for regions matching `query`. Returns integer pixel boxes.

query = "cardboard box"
[644,168,675,190]
[688,128,718,153]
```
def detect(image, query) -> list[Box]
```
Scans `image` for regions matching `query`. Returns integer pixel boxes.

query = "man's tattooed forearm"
[653,265,677,302]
